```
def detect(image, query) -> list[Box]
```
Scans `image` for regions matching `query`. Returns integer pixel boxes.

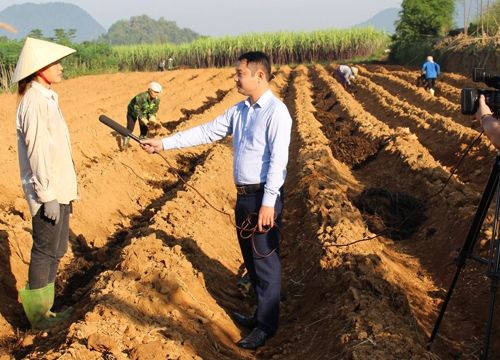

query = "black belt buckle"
[236,185,248,195]
[236,183,263,195]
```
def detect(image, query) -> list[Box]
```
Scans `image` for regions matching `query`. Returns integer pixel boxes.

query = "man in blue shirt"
[422,55,440,96]
[141,51,292,350]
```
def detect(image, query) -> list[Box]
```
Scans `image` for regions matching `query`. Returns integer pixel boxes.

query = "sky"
[0,0,403,36]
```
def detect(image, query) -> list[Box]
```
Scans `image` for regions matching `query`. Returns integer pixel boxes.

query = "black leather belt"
[236,183,265,195]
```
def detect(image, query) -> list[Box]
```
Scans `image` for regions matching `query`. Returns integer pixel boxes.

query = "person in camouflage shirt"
[123,81,162,148]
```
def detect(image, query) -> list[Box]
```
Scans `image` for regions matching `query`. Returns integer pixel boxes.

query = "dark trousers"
[335,68,350,90]
[126,112,148,137]
[427,78,436,90]
[29,204,71,289]
[235,188,283,335]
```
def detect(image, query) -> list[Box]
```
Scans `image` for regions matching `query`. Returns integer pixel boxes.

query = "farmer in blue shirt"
[141,51,292,350]
[422,55,440,96]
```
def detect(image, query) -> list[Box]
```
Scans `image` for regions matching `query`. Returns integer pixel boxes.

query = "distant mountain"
[354,8,399,34]
[101,15,201,45]
[0,2,106,42]
[355,6,467,35]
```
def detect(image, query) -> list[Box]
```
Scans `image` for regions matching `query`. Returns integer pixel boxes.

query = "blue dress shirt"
[161,89,292,207]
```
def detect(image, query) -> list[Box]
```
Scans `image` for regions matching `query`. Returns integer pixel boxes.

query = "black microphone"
[99,115,141,143]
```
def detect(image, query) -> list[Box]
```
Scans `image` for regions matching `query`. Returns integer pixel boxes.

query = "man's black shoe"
[231,311,256,329]
[236,327,270,350]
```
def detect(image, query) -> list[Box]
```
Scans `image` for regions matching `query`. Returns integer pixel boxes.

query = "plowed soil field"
[1,64,499,359]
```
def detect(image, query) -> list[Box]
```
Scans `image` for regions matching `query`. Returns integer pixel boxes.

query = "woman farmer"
[14,37,78,330]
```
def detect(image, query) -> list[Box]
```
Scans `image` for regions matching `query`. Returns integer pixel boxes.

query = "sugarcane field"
[2,0,500,359]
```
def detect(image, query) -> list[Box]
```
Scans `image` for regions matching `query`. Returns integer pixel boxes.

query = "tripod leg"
[428,156,500,348]
[481,279,498,360]
[427,262,466,348]
[480,178,500,360]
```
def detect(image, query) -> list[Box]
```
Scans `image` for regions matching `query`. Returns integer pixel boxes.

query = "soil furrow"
[312,64,483,278]
[356,65,469,125]
[342,69,493,189]
[272,64,437,359]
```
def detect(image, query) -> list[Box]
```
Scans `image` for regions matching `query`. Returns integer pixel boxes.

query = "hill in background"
[354,6,466,34]
[100,15,201,45]
[0,2,106,42]
[354,8,399,33]
[0,2,201,44]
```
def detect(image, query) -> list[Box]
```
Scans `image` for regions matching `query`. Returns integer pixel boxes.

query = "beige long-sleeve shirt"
[16,81,78,217]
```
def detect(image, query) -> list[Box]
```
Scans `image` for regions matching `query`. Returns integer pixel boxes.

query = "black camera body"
[461,68,500,115]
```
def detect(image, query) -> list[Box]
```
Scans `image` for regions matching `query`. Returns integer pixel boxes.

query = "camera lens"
[461,88,478,115]
[461,88,500,115]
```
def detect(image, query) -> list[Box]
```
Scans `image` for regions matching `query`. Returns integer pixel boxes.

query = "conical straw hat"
[12,37,76,83]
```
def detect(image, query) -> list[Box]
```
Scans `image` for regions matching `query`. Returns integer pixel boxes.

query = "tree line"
[390,0,500,64]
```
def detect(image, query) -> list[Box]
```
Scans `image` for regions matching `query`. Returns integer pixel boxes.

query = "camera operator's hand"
[474,95,500,150]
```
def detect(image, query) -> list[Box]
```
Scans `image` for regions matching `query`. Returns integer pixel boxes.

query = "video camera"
[461,68,500,115]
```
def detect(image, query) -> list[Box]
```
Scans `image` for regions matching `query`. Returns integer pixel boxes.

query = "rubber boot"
[429,88,435,97]
[45,282,73,320]
[19,284,66,330]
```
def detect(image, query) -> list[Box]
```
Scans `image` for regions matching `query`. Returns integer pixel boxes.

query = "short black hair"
[238,51,272,81]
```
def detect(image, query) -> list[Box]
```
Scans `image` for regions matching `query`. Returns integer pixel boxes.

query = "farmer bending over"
[336,64,358,90]
[123,81,162,149]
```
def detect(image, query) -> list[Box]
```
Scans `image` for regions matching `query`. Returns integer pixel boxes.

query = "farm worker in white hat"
[421,55,440,96]
[14,37,78,330]
[122,81,163,149]
[335,64,358,90]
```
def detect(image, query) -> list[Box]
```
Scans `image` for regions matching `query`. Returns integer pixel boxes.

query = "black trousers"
[235,188,283,335]
[126,112,148,137]
[427,78,436,90]
[29,204,71,289]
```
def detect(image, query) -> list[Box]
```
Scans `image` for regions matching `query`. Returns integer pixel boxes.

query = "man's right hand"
[140,138,164,154]
[43,199,60,224]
